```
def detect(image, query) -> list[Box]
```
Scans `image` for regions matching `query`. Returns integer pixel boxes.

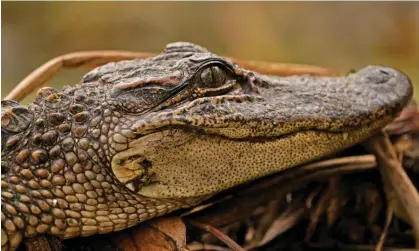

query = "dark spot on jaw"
[131,177,143,192]
[140,159,152,169]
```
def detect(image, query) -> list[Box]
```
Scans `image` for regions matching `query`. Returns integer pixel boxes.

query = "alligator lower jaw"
[111,115,393,201]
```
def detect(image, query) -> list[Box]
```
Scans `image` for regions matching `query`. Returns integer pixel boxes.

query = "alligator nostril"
[367,68,392,84]
[379,70,389,76]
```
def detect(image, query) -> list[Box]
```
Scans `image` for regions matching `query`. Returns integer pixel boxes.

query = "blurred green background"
[2,2,418,103]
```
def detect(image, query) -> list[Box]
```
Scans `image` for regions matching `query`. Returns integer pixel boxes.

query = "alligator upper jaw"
[132,65,413,138]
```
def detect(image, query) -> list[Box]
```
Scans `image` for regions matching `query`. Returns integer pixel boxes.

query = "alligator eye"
[199,66,226,88]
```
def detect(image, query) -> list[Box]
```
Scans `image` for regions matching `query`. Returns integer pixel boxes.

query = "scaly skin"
[1,42,413,251]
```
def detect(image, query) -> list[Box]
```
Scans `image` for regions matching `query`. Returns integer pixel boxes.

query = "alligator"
[1,42,413,251]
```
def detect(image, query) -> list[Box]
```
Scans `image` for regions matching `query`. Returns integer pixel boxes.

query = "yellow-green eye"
[200,66,226,88]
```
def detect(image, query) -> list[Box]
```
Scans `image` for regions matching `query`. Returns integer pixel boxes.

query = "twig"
[339,244,419,251]
[245,201,306,249]
[24,235,52,251]
[374,206,393,251]
[187,220,246,251]
[188,242,232,251]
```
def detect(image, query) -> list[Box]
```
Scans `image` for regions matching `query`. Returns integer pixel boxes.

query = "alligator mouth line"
[131,117,384,143]
[132,98,407,142]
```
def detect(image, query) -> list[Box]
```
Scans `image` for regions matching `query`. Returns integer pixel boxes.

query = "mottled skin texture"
[0,42,413,251]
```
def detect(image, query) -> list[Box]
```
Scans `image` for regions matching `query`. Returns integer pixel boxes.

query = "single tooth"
[125,182,135,192]
[343,133,349,141]
[286,193,292,203]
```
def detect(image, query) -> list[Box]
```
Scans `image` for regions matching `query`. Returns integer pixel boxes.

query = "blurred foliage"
[2,2,419,103]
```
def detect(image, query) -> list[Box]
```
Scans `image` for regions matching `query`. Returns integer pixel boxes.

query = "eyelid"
[143,80,191,113]
[195,60,235,77]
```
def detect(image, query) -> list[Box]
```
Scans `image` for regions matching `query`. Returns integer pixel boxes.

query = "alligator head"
[99,42,412,201]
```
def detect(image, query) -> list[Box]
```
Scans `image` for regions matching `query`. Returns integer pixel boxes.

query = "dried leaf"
[248,202,305,249]
[306,187,331,241]
[113,217,188,251]
[363,132,419,248]
[326,177,343,227]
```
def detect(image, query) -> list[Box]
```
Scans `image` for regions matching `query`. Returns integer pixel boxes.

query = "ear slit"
[145,81,191,113]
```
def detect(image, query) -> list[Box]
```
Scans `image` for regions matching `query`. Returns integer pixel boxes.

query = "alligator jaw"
[113,113,392,201]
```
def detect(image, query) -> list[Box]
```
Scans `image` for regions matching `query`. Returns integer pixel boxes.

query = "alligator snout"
[358,65,410,85]
[354,66,412,110]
